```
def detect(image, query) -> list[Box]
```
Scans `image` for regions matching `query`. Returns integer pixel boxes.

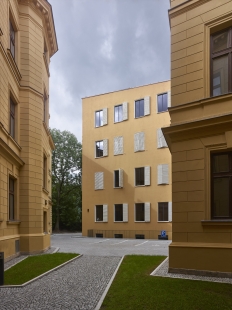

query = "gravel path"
[1,255,121,310]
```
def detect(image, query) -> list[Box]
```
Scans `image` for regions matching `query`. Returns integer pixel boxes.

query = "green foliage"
[4,253,78,285]
[50,129,82,231]
[101,255,232,310]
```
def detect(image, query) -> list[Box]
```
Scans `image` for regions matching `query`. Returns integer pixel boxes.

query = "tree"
[50,129,82,232]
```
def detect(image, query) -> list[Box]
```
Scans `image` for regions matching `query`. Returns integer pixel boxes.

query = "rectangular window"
[96,140,103,157]
[9,177,15,220]
[95,110,103,127]
[43,93,47,123]
[9,21,15,59]
[43,211,47,233]
[135,166,150,186]
[157,93,168,113]
[114,169,123,188]
[211,152,232,219]
[211,28,232,96]
[43,155,47,189]
[115,204,123,221]
[114,136,123,155]
[95,204,108,222]
[10,98,15,138]
[114,105,123,123]
[95,172,104,190]
[157,128,167,148]
[134,132,145,152]
[158,202,169,221]
[135,99,144,118]
[157,164,169,185]
[135,203,145,221]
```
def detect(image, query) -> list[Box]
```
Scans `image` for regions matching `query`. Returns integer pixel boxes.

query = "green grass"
[4,253,78,285]
[101,255,232,310]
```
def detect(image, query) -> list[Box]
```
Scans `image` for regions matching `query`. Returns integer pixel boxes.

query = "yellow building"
[163,0,232,276]
[0,0,57,261]
[82,81,172,239]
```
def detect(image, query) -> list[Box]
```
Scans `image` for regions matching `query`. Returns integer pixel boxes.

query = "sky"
[49,0,171,143]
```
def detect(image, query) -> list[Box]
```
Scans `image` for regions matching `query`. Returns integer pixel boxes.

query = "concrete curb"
[51,247,60,253]
[150,257,168,276]
[95,256,124,310]
[1,254,82,288]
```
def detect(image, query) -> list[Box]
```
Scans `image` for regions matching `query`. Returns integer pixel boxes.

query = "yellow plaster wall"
[83,81,172,239]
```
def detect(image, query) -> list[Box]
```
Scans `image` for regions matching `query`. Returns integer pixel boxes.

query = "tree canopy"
[51,129,82,231]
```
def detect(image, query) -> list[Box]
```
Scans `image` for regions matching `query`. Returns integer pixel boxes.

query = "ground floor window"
[9,177,15,220]
[158,202,168,221]
[135,203,145,221]
[96,205,103,221]
[211,152,232,219]
[43,211,47,233]
[114,204,123,221]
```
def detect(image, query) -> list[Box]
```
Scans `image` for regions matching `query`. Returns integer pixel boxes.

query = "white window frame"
[114,136,123,155]
[114,169,123,188]
[95,204,108,222]
[157,164,169,185]
[157,128,168,148]
[114,102,128,123]
[134,132,145,152]
[114,203,128,222]
[157,202,172,222]
[95,172,104,190]
[156,91,171,113]
[134,97,150,118]
[134,202,150,222]
[134,166,150,187]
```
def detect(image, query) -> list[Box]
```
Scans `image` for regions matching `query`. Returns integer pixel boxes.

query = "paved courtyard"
[51,233,171,256]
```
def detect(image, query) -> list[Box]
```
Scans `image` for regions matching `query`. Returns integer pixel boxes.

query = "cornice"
[18,0,58,57]
[169,0,211,19]
[0,136,24,167]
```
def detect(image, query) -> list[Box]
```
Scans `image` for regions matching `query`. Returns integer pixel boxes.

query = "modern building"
[82,81,172,239]
[163,0,232,276]
[0,0,57,261]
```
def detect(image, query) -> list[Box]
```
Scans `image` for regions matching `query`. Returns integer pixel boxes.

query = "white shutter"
[103,204,108,222]
[123,203,128,222]
[168,91,171,108]
[134,133,139,152]
[157,165,169,185]
[95,172,104,190]
[103,108,107,125]
[144,96,150,116]
[157,129,167,148]
[145,202,150,222]
[139,132,145,151]
[103,139,108,156]
[122,102,128,120]
[168,202,172,222]
[119,169,123,187]
[114,136,123,155]
[144,166,150,186]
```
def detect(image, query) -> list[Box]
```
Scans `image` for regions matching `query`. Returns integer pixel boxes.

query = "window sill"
[157,221,170,223]
[114,187,123,189]
[157,110,168,114]
[7,220,21,225]
[201,220,232,226]
[135,221,150,223]
[95,221,107,223]
[42,187,49,195]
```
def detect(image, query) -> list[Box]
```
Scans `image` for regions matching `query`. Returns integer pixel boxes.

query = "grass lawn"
[101,255,232,310]
[4,253,78,285]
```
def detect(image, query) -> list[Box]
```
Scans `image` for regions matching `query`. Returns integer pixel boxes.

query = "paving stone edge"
[1,254,83,288]
[95,256,124,310]
[150,256,168,276]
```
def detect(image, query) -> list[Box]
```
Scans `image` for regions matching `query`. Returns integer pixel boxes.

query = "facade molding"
[0,137,24,167]
[169,0,211,18]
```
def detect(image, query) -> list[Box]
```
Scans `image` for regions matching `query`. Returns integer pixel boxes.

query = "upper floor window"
[9,177,15,221]
[9,21,15,59]
[135,97,150,118]
[114,104,123,122]
[43,93,47,123]
[43,155,47,189]
[157,93,168,113]
[211,152,232,219]
[10,98,16,139]
[211,28,232,97]
[95,108,107,127]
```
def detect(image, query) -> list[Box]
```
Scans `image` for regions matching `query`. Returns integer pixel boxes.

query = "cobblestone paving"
[1,255,121,310]
[152,258,232,284]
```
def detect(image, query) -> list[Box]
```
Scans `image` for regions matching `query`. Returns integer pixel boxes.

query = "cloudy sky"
[49,0,170,143]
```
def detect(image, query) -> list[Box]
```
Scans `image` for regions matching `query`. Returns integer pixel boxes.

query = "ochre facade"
[164,0,232,276]
[82,82,172,240]
[0,0,57,261]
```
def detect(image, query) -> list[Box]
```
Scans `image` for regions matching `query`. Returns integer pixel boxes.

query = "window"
[95,139,108,158]
[114,136,123,155]
[211,28,232,96]
[114,169,123,188]
[158,202,168,221]
[43,155,47,189]
[157,93,168,112]
[135,97,150,118]
[95,205,108,222]
[95,108,107,127]
[114,105,123,122]
[10,98,15,138]
[9,21,15,59]
[135,203,150,222]
[134,132,145,152]
[9,177,15,220]
[114,203,128,222]
[211,152,232,219]
[157,128,167,148]
[157,164,169,185]
[135,166,150,186]
[95,172,104,190]
[43,93,47,123]
[43,211,47,233]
